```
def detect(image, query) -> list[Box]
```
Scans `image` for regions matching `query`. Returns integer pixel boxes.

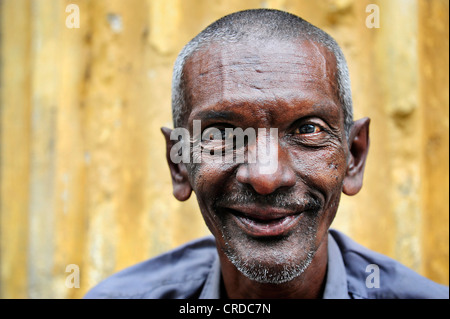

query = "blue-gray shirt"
[84,229,448,299]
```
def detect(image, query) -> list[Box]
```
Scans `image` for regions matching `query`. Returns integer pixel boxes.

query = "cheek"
[291,149,347,196]
[187,161,238,237]
[291,149,346,230]
[187,161,236,199]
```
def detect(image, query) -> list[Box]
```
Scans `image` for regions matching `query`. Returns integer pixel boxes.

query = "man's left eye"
[295,124,322,134]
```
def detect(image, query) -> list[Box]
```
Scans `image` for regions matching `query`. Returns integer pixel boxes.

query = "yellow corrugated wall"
[0,0,448,298]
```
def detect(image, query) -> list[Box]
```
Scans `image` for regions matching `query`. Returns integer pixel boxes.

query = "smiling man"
[85,9,448,299]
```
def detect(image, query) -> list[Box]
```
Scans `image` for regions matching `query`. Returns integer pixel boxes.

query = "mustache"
[214,186,323,213]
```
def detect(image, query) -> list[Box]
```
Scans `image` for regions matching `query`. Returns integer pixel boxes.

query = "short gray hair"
[171,9,353,136]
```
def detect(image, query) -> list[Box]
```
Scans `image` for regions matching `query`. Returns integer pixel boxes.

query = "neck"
[218,235,328,299]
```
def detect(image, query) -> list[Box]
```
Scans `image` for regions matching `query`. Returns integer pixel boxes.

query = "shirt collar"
[322,231,350,299]
[199,231,349,299]
[199,254,222,299]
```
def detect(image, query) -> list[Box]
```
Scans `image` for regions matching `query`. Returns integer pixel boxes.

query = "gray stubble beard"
[221,223,319,285]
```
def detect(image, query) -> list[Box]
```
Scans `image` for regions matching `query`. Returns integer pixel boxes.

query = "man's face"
[180,39,349,283]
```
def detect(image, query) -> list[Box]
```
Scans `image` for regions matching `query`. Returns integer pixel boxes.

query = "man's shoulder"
[329,229,449,299]
[84,236,217,299]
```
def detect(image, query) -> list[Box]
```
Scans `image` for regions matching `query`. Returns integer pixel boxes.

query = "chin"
[219,215,320,285]
[225,246,316,284]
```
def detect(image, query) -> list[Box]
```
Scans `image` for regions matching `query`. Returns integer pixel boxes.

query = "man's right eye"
[202,126,236,141]
[202,127,226,141]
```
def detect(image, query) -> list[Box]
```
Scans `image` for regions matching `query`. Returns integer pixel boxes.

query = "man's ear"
[343,117,370,196]
[161,127,192,201]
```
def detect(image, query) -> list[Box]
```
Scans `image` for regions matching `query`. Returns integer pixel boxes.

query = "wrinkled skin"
[162,38,370,298]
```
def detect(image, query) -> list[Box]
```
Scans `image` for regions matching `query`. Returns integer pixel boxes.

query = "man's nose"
[236,145,296,195]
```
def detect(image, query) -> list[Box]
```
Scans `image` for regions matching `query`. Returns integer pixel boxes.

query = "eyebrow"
[191,110,243,122]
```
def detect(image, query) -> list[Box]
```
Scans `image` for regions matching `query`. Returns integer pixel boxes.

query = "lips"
[226,205,303,237]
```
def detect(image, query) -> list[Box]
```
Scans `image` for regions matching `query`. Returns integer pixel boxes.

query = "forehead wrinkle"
[185,39,341,127]
[307,40,340,106]
[184,45,226,119]
[218,41,334,97]
[308,41,328,79]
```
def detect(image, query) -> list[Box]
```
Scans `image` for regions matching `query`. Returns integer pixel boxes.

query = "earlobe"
[342,118,370,196]
[161,127,193,201]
